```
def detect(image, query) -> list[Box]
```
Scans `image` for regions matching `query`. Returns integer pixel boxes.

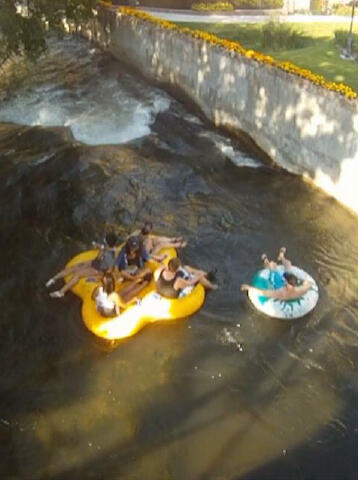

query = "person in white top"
[92,272,121,317]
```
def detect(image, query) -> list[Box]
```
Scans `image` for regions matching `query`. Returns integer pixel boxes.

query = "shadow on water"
[45,310,357,480]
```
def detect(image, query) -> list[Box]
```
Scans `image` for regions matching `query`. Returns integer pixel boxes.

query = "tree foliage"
[0,0,97,65]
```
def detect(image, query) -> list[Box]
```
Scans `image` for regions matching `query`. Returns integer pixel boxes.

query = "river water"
[0,37,357,480]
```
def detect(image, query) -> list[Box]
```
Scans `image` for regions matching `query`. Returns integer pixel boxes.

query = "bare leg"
[46,261,91,287]
[117,267,151,297]
[119,277,152,304]
[49,267,101,297]
[184,266,218,290]
[151,240,187,256]
[277,247,292,271]
[198,274,218,290]
[117,278,142,299]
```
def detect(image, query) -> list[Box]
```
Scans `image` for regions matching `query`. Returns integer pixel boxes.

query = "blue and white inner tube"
[248,265,319,320]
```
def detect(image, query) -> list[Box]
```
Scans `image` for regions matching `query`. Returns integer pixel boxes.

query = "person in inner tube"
[114,235,165,278]
[260,247,288,289]
[114,235,166,304]
[47,232,120,298]
[132,221,187,256]
[241,248,312,301]
[155,257,218,299]
[91,271,140,317]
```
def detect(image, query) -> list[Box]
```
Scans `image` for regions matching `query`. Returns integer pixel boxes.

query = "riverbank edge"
[79,6,358,214]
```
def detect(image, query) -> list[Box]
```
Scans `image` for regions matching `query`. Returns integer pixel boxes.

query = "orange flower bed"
[100,4,357,100]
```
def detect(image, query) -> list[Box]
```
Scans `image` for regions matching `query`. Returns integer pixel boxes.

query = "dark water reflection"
[0,38,357,480]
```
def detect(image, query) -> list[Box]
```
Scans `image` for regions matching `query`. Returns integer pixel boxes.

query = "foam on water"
[0,82,170,145]
[0,39,171,146]
[198,130,261,168]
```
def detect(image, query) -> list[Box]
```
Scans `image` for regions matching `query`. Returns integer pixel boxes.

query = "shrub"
[261,0,283,7]
[332,4,356,15]
[117,6,357,99]
[232,0,283,8]
[261,20,309,50]
[191,1,234,10]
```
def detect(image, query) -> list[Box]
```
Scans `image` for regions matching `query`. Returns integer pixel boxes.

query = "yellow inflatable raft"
[64,246,205,340]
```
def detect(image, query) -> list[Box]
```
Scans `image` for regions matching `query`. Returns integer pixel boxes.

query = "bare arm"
[241,284,287,300]
[121,270,136,281]
[91,286,100,301]
[292,281,312,297]
[114,266,135,282]
[153,266,164,282]
[241,281,313,300]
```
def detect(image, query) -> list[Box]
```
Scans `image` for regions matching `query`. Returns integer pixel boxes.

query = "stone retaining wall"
[83,7,358,214]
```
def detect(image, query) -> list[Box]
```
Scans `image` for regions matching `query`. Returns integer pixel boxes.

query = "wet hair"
[126,235,141,254]
[105,232,117,248]
[283,272,299,287]
[141,222,153,236]
[102,272,115,294]
[168,257,181,272]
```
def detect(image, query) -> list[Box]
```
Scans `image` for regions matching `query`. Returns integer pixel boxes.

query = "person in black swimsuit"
[155,258,218,299]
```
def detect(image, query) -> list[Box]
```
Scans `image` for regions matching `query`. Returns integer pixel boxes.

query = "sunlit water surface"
[0,37,357,480]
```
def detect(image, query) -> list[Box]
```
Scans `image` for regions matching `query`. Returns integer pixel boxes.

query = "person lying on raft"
[132,222,187,256]
[241,248,312,301]
[46,232,119,298]
[155,258,218,299]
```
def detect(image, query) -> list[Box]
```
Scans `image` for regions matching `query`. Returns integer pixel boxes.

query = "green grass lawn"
[176,21,358,92]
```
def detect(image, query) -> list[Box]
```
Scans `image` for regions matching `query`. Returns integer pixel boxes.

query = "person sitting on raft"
[241,248,312,301]
[46,232,119,298]
[155,258,218,299]
[136,222,187,256]
[92,271,141,317]
[92,272,121,317]
[113,235,165,304]
[114,235,165,278]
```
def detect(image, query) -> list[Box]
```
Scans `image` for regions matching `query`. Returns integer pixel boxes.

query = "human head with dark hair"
[126,235,142,255]
[283,272,299,287]
[105,232,117,248]
[141,222,153,236]
[102,272,115,294]
[168,257,182,272]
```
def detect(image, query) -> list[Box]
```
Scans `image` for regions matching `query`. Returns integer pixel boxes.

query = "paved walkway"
[138,8,353,24]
